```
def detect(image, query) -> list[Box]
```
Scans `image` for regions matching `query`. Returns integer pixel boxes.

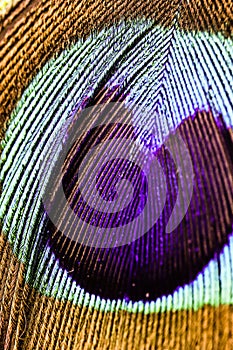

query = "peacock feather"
[0,0,232,349]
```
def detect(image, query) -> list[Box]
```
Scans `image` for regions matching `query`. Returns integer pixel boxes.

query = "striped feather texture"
[0,1,233,349]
